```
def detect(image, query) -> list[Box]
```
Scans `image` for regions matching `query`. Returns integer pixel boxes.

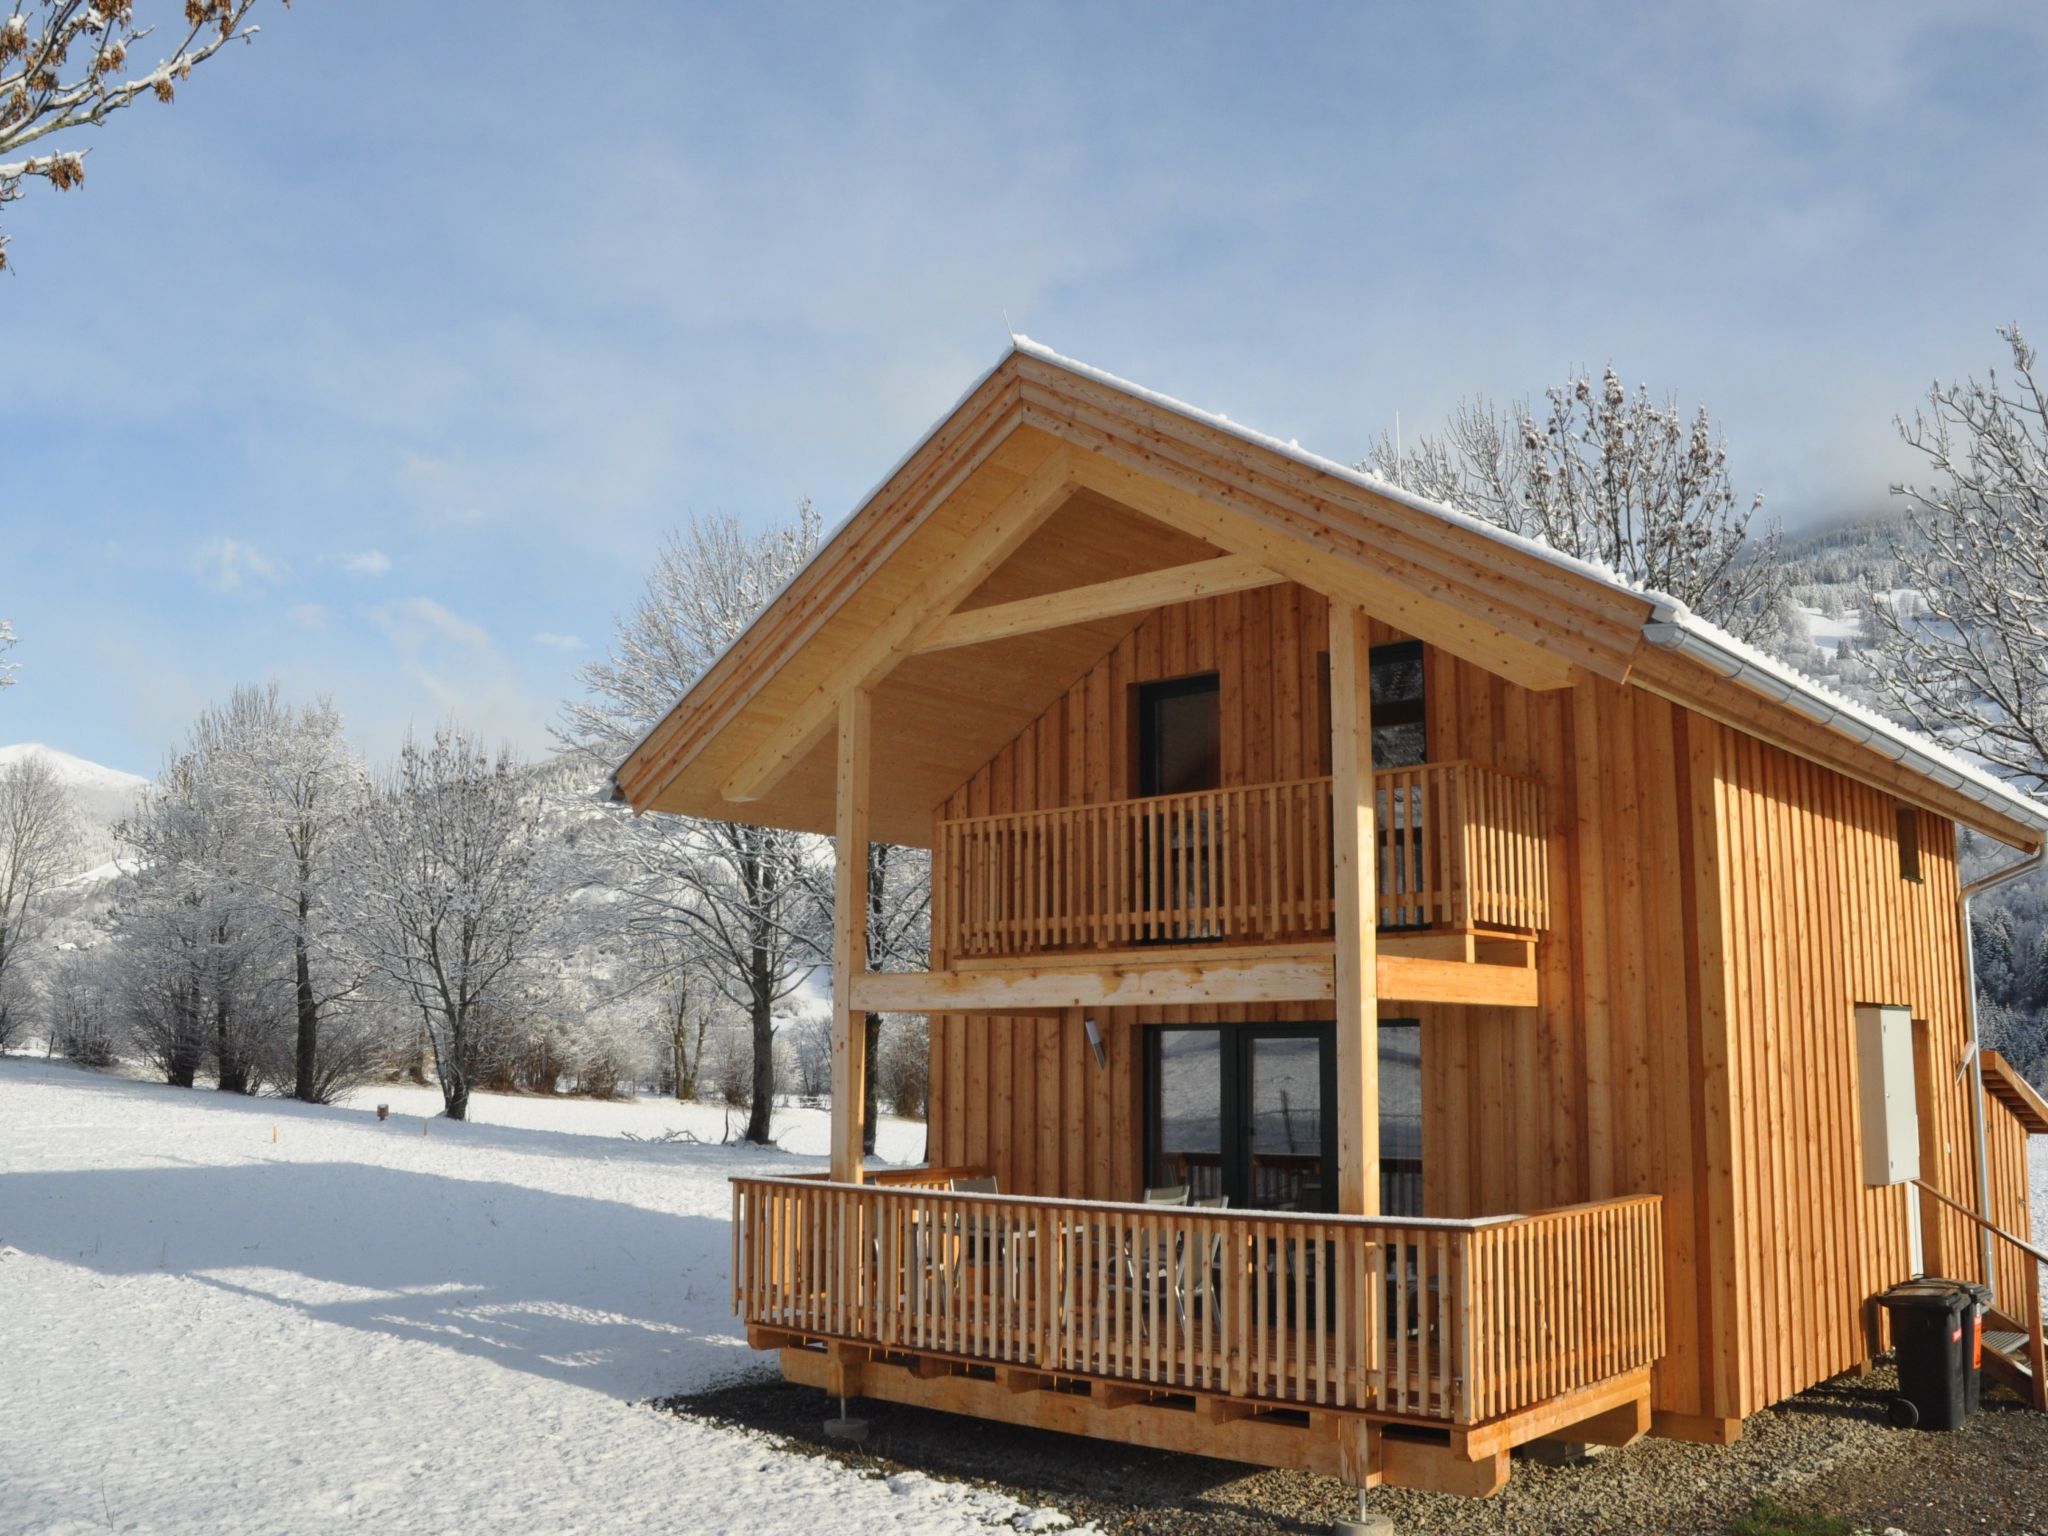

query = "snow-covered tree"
[116,746,277,1090]
[198,685,371,1101]
[0,751,77,1048]
[1870,326,2048,796]
[1367,369,1787,642]
[559,503,825,1145]
[348,726,552,1122]
[0,1,274,271]
[0,618,15,687]
[43,944,116,1065]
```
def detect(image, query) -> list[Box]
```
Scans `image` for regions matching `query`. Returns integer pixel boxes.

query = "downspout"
[1959,847,2043,1298]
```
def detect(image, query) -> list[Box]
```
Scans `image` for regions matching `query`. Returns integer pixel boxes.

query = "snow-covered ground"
[0,1056,1080,1535]
[2035,1135,2047,1309]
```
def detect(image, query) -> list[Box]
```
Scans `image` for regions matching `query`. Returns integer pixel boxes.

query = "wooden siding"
[1410,660,1730,1422]
[923,579,2002,1431]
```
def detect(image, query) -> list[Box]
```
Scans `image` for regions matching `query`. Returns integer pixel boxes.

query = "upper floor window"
[1318,641,1430,773]
[1136,672,1221,797]
[1896,802,1922,882]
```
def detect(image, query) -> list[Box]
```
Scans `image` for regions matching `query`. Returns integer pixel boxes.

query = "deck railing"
[935,762,1549,959]
[731,1176,1662,1428]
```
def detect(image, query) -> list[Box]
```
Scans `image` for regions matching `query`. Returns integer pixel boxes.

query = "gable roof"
[613,338,2048,854]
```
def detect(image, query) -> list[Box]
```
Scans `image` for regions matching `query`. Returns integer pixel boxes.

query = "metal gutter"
[1640,613,2048,849]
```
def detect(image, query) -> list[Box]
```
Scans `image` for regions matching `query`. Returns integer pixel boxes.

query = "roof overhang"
[614,339,2048,855]
[1984,1050,2048,1135]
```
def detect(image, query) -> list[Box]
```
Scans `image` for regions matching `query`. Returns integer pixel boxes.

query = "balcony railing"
[732,1176,1663,1428]
[936,761,1550,959]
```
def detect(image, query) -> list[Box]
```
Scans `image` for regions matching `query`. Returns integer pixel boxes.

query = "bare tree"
[1869,326,2048,796]
[1368,368,1787,642]
[0,752,77,1047]
[789,839,930,1153]
[349,727,550,1121]
[559,502,824,1145]
[0,1,276,270]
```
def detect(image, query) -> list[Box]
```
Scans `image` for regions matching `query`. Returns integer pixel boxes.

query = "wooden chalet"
[612,339,2048,1498]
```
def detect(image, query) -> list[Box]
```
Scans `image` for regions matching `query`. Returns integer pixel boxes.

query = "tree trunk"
[862,1010,882,1155]
[292,899,319,1102]
[745,939,775,1144]
[215,996,250,1095]
[168,1004,201,1089]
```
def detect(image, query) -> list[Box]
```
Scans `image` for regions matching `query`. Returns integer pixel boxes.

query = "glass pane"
[1154,1029,1223,1199]
[1370,647,1424,708]
[1246,1035,1326,1211]
[1139,675,1221,796]
[1379,1020,1423,1216]
[1372,721,1428,770]
[1370,644,1427,769]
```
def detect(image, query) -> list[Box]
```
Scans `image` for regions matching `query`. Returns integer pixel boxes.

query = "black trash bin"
[1877,1279,1979,1430]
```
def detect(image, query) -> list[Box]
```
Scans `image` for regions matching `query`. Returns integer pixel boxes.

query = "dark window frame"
[1896,802,1923,883]
[1132,670,1223,799]
[1142,1020,1423,1214]
[1317,640,1430,774]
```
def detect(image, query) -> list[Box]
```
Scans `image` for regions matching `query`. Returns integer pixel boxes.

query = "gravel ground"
[665,1366,2048,1535]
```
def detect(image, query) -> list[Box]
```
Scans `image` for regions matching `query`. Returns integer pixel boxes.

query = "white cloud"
[344,549,393,577]
[194,537,286,594]
[288,603,328,631]
[533,631,583,651]
[376,596,494,654]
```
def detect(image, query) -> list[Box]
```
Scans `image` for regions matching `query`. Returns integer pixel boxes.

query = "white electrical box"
[1855,1003,1919,1188]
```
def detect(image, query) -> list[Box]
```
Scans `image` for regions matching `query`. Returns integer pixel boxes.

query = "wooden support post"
[831,688,872,1184]
[1330,603,1380,1216]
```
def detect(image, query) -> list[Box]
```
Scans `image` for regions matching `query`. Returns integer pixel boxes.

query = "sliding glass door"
[1145,1020,1422,1215]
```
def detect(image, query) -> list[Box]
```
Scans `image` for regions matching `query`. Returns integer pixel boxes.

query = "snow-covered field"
[0,1056,1079,1535]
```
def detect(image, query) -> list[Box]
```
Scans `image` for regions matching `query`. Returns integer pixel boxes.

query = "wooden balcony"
[935,761,1550,961]
[733,1175,1664,1492]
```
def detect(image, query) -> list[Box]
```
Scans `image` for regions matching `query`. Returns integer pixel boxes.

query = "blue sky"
[5,1,2046,776]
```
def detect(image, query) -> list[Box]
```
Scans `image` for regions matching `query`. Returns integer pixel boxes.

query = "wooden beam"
[1064,453,1585,692]
[911,555,1284,653]
[779,1348,1360,1480]
[721,446,1079,803]
[851,952,1336,1013]
[1331,603,1380,1216]
[1378,953,1539,1008]
[1380,1435,1508,1498]
[1649,1409,1743,1445]
[1544,1398,1650,1449]
[829,688,871,1184]
[854,947,1538,1013]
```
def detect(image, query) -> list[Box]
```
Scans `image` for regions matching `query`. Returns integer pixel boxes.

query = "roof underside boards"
[1985,1049,2048,1134]
[614,344,2048,854]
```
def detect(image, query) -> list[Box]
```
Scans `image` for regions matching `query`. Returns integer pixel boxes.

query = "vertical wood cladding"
[922,580,1992,1428]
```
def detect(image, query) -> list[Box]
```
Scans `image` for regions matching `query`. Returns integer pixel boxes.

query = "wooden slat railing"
[732,1177,1661,1427]
[936,762,1549,959]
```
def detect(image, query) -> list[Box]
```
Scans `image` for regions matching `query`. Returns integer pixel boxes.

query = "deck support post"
[1330,604,1380,1216]
[831,687,873,1184]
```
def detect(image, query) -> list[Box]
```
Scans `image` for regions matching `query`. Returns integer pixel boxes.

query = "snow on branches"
[0,0,276,271]
[1368,368,1789,644]
[1871,325,2048,798]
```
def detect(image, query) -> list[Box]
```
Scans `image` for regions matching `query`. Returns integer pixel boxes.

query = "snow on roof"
[620,335,2048,842]
[1008,336,2048,842]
